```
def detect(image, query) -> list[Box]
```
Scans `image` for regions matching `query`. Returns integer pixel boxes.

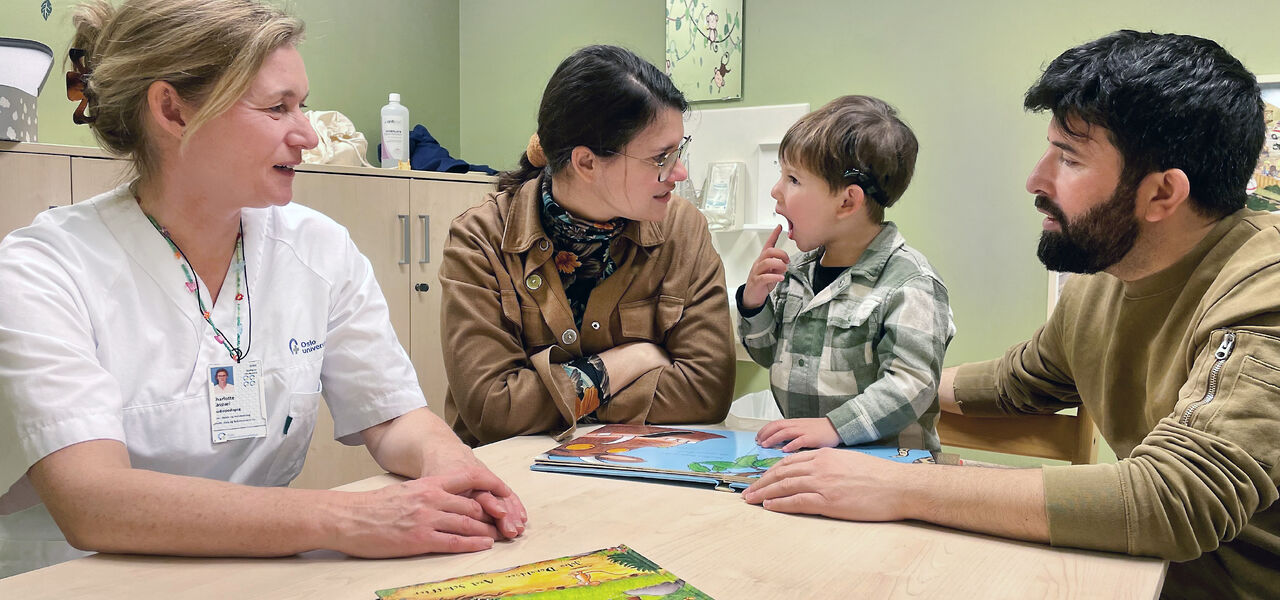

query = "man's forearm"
[903,463,1049,543]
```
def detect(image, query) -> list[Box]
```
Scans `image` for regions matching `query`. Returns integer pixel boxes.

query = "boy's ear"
[834,184,866,220]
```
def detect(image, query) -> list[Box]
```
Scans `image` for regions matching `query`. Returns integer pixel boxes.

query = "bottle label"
[382,116,407,161]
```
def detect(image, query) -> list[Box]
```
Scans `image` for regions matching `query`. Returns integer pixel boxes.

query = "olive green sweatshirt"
[955,209,1280,600]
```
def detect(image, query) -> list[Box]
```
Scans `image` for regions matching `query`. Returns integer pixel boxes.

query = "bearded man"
[745,30,1279,600]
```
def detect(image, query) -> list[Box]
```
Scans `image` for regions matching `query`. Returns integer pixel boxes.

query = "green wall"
[0,0,461,162]
[458,0,665,172]
[298,0,460,162]
[455,0,1280,375]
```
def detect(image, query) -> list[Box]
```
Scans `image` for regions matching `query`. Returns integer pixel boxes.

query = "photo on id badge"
[210,366,236,397]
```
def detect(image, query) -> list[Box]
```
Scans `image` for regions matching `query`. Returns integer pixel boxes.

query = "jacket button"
[590,321,600,330]
[562,329,578,345]
[526,274,543,290]
[538,239,550,251]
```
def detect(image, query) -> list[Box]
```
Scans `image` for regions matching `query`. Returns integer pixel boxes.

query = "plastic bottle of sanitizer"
[380,93,409,169]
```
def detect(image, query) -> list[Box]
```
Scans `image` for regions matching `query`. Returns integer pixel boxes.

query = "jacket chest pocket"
[779,292,804,324]
[520,306,557,348]
[619,295,684,342]
[501,289,556,348]
[827,295,882,331]
[826,296,884,372]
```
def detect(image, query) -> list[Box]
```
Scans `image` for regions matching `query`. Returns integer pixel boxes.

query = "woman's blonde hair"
[70,0,304,184]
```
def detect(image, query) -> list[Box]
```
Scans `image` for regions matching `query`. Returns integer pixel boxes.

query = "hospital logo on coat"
[289,337,324,355]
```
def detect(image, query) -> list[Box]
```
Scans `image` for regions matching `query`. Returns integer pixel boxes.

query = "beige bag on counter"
[302,110,373,167]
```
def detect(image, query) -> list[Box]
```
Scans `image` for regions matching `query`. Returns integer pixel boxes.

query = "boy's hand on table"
[742,225,789,310]
[756,417,842,452]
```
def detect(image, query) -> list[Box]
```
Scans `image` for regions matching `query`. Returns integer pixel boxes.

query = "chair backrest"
[937,406,1098,464]
[936,272,1099,465]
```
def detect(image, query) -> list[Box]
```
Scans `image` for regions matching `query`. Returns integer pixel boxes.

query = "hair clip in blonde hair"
[66,47,96,125]
[526,133,547,168]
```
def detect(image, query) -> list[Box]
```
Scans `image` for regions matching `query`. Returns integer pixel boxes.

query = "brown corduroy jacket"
[440,176,735,446]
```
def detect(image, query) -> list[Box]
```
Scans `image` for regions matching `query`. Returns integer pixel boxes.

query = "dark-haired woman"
[440,45,735,446]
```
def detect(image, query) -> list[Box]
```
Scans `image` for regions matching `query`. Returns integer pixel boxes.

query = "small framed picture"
[1249,74,1280,211]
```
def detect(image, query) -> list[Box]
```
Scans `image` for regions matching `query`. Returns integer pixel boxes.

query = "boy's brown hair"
[778,95,918,223]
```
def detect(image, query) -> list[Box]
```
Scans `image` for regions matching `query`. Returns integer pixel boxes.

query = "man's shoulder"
[1238,208,1280,230]
[1217,210,1280,279]
[1208,211,1280,300]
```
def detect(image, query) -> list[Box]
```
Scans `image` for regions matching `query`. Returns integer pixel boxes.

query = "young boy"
[737,95,954,452]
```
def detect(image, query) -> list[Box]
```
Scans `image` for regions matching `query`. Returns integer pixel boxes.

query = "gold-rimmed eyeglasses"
[609,136,691,182]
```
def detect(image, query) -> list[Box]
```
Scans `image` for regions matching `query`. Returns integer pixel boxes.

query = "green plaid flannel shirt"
[738,223,955,450]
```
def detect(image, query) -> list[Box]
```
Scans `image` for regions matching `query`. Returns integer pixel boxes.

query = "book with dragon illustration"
[531,424,938,491]
[374,545,712,599]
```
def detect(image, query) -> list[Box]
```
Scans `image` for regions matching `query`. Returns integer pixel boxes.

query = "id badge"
[207,360,268,444]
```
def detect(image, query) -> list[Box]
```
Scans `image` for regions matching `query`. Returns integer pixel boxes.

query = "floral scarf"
[539,175,627,326]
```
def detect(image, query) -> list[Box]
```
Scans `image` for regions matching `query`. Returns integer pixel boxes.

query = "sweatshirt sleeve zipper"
[1179,331,1236,426]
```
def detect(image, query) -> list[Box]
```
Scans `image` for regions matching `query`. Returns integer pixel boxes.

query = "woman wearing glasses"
[440,45,735,446]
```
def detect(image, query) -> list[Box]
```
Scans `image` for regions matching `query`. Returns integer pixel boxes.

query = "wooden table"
[0,431,1167,599]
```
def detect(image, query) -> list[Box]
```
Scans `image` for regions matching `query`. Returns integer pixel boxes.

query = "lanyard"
[145,214,253,363]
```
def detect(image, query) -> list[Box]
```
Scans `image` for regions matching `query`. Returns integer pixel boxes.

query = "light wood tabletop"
[0,429,1167,599]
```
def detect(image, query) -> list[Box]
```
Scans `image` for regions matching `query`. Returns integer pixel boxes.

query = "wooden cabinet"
[289,172,413,490]
[290,176,490,490]
[1,143,496,490]
[0,149,71,236]
[288,171,492,489]
[70,156,133,202]
[409,179,488,416]
[293,172,414,343]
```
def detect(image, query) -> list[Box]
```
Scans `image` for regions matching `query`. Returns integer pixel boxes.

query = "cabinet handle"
[414,283,430,292]
[398,214,410,265]
[419,214,430,264]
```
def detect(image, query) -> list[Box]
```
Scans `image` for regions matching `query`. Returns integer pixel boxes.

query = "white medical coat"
[0,184,426,576]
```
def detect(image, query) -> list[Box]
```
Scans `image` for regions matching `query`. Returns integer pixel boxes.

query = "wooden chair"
[936,272,1100,465]
[937,406,1099,464]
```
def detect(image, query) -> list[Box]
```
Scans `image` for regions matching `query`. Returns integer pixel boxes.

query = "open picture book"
[375,545,712,599]
[531,424,941,491]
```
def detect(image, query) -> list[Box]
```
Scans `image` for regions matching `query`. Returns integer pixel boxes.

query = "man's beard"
[1036,185,1139,274]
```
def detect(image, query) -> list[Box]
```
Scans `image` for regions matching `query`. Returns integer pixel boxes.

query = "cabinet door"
[0,152,70,238]
[409,179,495,417]
[71,157,133,202]
[293,171,412,342]
[289,171,411,489]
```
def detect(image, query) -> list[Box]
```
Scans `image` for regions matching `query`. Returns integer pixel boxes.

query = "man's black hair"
[1025,30,1264,219]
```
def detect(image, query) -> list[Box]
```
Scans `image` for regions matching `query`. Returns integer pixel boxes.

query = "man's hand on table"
[741,448,909,522]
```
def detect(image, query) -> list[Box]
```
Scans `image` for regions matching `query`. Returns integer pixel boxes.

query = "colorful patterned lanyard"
[145,214,252,363]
